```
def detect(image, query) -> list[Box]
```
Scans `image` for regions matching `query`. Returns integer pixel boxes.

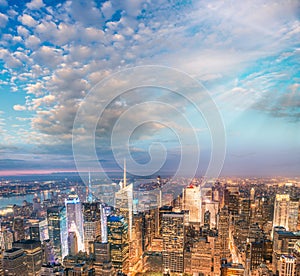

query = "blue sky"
[0,0,299,176]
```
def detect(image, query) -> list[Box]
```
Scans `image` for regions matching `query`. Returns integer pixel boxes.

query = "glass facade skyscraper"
[107,215,129,273]
[47,206,68,261]
[65,192,85,253]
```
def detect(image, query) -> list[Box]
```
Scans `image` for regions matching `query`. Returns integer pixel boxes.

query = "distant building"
[278,255,296,276]
[182,185,201,224]
[13,239,43,276]
[82,202,101,254]
[107,215,129,273]
[42,239,56,265]
[162,211,185,273]
[65,192,85,253]
[218,207,231,260]
[12,218,25,242]
[273,194,299,234]
[3,247,27,276]
[272,229,300,274]
[221,261,245,276]
[293,241,300,275]
[29,219,49,241]
[65,262,94,275]
[40,263,64,276]
[68,231,78,256]
[47,206,68,260]
[93,241,115,276]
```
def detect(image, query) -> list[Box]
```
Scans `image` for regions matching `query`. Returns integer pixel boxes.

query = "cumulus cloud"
[26,0,44,10]
[13,104,27,111]
[17,25,30,38]
[25,35,41,49]
[18,14,38,27]
[31,45,64,68]
[0,12,8,28]
[25,82,44,96]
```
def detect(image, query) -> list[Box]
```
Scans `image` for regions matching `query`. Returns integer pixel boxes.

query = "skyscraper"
[115,183,133,243]
[182,185,201,224]
[273,194,299,234]
[82,202,101,254]
[218,207,231,260]
[65,192,85,253]
[93,240,115,276]
[107,215,129,273]
[13,239,43,276]
[278,255,296,276]
[272,229,300,274]
[161,211,185,273]
[13,217,25,242]
[3,248,27,276]
[47,206,68,260]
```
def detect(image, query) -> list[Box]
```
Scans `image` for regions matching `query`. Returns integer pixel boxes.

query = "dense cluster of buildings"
[0,175,299,275]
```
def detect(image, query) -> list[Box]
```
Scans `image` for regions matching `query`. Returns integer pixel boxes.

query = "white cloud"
[17,25,30,38]
[26,0,44,10]
[13,105,27,111]
[0,12,8,28]
[25,35,41,50]
[29,94,56,110]
[18,14,38,27]
[0,50,23,69]
[31,45,64,68]
[25,82,44,96]
[101,1,114,19]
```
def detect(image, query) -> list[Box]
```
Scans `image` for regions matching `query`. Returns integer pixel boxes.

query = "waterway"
[0,191,52,209]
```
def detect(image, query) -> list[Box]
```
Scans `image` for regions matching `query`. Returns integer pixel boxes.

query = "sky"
[0,0,299,177]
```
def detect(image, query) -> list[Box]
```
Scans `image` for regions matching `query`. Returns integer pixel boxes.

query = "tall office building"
[13,239,43,276]
[82,202,101,254]
[29,219,49,241]
[13,218,25,241]
[93,240,115,276]
[218,207,231,260]
[0,228,13,251]
[47,206,68,261]
[161,211,185,273]
[182,185,201,224]
[186,238,213,275]
[107,215,129,273]
[115,183,133,241]
[42,239,56,264]
[287,199,299,232]
[273,194,299,233]
[100,204,108,243]
[65,192,85,253]
[293,241,300,276]
[3,248,27,275]
[278,255,296,276]
[249,241,264,271]
[68,231,78,256]
[203,201,219,229]
[272,229,300,274]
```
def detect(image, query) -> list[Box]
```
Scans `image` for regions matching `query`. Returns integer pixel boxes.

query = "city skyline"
[0,0,299,177]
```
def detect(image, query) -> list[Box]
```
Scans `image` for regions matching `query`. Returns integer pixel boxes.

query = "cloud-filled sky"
[0,0,299,177]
